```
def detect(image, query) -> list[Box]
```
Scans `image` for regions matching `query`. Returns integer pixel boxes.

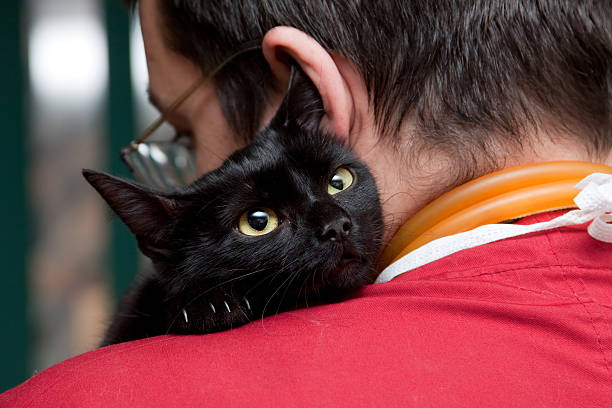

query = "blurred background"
[1,0,157,391]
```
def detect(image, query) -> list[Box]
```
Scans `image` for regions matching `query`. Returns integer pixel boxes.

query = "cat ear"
[82,169,185,260]
[268,65,324,132]
[262,26,354,141]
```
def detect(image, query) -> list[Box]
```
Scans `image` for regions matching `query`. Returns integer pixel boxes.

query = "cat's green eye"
[238,208,279,236]
[328,167,354,195]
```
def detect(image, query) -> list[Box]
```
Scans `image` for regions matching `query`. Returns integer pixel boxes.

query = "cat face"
[170,125,383,300]
[84,123,383,330]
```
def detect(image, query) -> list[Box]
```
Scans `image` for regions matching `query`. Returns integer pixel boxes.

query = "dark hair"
[133,0,611,181]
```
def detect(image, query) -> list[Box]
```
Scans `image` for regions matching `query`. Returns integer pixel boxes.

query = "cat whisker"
[260,264,304,323]
[242,257,304,297]
[165,264,282,334]
[242,263,290,292]
[310,264,325,299]
[294,274,309,309]
[302,270,320,315]
[301,107,325,116]
[183,267,268,303]
[238,306,251,321]
[310,264,318,299]
[273,265,304,317]
[302,280,310,310]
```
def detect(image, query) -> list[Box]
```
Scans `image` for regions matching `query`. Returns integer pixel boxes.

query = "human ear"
[262,26,354,143]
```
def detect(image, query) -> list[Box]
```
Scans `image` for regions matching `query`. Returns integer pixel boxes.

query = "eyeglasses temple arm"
[123,43,263,154]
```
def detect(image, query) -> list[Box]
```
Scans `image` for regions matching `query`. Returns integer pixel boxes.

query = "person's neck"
[380,160,612,267]
[379,137,611,248]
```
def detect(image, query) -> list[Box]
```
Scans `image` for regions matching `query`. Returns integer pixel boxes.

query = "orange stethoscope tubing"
[380,161,612,268]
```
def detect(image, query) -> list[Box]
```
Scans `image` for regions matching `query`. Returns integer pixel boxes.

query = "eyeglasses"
[120,44,262,190]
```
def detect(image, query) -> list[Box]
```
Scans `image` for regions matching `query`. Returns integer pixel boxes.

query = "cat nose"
[318,216,352,242]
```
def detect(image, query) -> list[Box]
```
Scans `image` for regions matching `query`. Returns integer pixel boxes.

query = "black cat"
[84,70,383,346]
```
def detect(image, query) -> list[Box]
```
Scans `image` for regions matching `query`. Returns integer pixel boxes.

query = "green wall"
[0,2,29,391]
[0,1,138,392]
[0,0,138,392]
[105,2,139,297]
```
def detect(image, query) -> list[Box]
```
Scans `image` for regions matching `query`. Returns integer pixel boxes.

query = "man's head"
[134,0,611,237]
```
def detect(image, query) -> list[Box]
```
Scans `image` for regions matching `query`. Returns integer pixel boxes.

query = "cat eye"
[238,208,279,236]
[328,167,354,195]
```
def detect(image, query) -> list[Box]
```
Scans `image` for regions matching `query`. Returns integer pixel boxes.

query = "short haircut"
[132,0,611,180]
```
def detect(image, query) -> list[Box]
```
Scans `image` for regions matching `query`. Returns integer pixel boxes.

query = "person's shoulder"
[4,221,610,407]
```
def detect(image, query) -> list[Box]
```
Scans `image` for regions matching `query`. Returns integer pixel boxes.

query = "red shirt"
[2,211,611,407]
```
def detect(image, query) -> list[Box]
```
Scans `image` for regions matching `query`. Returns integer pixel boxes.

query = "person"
[1,0,611,406]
